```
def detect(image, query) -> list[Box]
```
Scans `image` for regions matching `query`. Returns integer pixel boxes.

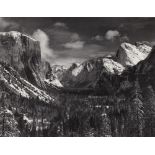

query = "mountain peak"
[116,42,152,67]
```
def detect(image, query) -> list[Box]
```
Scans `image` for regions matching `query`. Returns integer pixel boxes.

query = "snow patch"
[72,65,84,76]
[44,79,63,87]
[102,58,125,75]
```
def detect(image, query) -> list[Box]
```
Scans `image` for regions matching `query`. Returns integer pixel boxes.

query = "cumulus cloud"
[48,28,81,49]
[0,18,19,31]
[32,29,56,62]
[63,41,85,49]
[105,30,120,41]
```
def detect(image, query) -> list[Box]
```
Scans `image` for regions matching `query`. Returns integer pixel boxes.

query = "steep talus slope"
[0,31,45,88]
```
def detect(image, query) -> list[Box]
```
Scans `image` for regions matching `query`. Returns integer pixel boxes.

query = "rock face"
[0,62,53,103]
[50,65,67,81]
[116,42,152,67]
[132,46,155,89]
[0,31,44,88]
[40,61,51,79]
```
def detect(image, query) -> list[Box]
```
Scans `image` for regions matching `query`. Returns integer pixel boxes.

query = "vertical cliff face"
[0,31,45,88]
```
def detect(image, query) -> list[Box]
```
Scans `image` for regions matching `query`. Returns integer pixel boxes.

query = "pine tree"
[143,85,155,136]
[0,92,20,137]
[128,80,144,136]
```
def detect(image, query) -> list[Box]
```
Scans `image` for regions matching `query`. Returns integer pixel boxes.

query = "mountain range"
[0,31,155,137]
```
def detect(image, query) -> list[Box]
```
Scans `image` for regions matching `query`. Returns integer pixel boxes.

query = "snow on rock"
[102,58,125,75]
[72,65,84,76]
[116,42,152,67]
[0,63,53,103]
[21,78,53,102]
[44,78,63,87]
[135,42,152,55]
[50,65,67,81]
[5,109,13,115]
[70,57,125,77]
[23,115,33,124]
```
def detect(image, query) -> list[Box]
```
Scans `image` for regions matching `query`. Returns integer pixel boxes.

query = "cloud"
[0,18,19,31]
[105,30,120,41]
[92,35,104,41]
[52,57,85,68]
[63,41,85,49]
[32,24,112,67]
[70,33,80,41]
[0,18,11,29]
[54,22,67,28]
[48,28,81,49]
[51,44,109,67]
[32,29,56,62]
[32,28,110,67]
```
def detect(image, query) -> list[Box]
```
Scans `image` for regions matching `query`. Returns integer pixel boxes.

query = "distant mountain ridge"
[49,42,152,89]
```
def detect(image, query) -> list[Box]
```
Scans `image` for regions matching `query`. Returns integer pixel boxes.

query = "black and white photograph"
[0,17,155,137]
[2,1,155,155]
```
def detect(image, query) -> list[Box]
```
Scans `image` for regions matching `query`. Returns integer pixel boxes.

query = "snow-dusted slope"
[0,62,53,103]
[71,58,125,77]
[102,58,125,75]
[61,56,125,88]
[72,65,84,77]
[44,79,63,88]
[116,42,152,67]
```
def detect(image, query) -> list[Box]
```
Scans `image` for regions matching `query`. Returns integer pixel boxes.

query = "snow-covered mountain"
[57,42,151,88]
[116,42,152,67]
[60,56,125,88]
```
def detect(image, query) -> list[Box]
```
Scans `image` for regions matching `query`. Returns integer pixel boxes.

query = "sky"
[0,17,155,67]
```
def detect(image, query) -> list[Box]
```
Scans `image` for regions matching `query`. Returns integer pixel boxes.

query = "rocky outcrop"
[50,65,67,81]
[0,31,44,88]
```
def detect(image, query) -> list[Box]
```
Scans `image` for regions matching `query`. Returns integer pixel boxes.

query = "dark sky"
[1,17,155,66]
